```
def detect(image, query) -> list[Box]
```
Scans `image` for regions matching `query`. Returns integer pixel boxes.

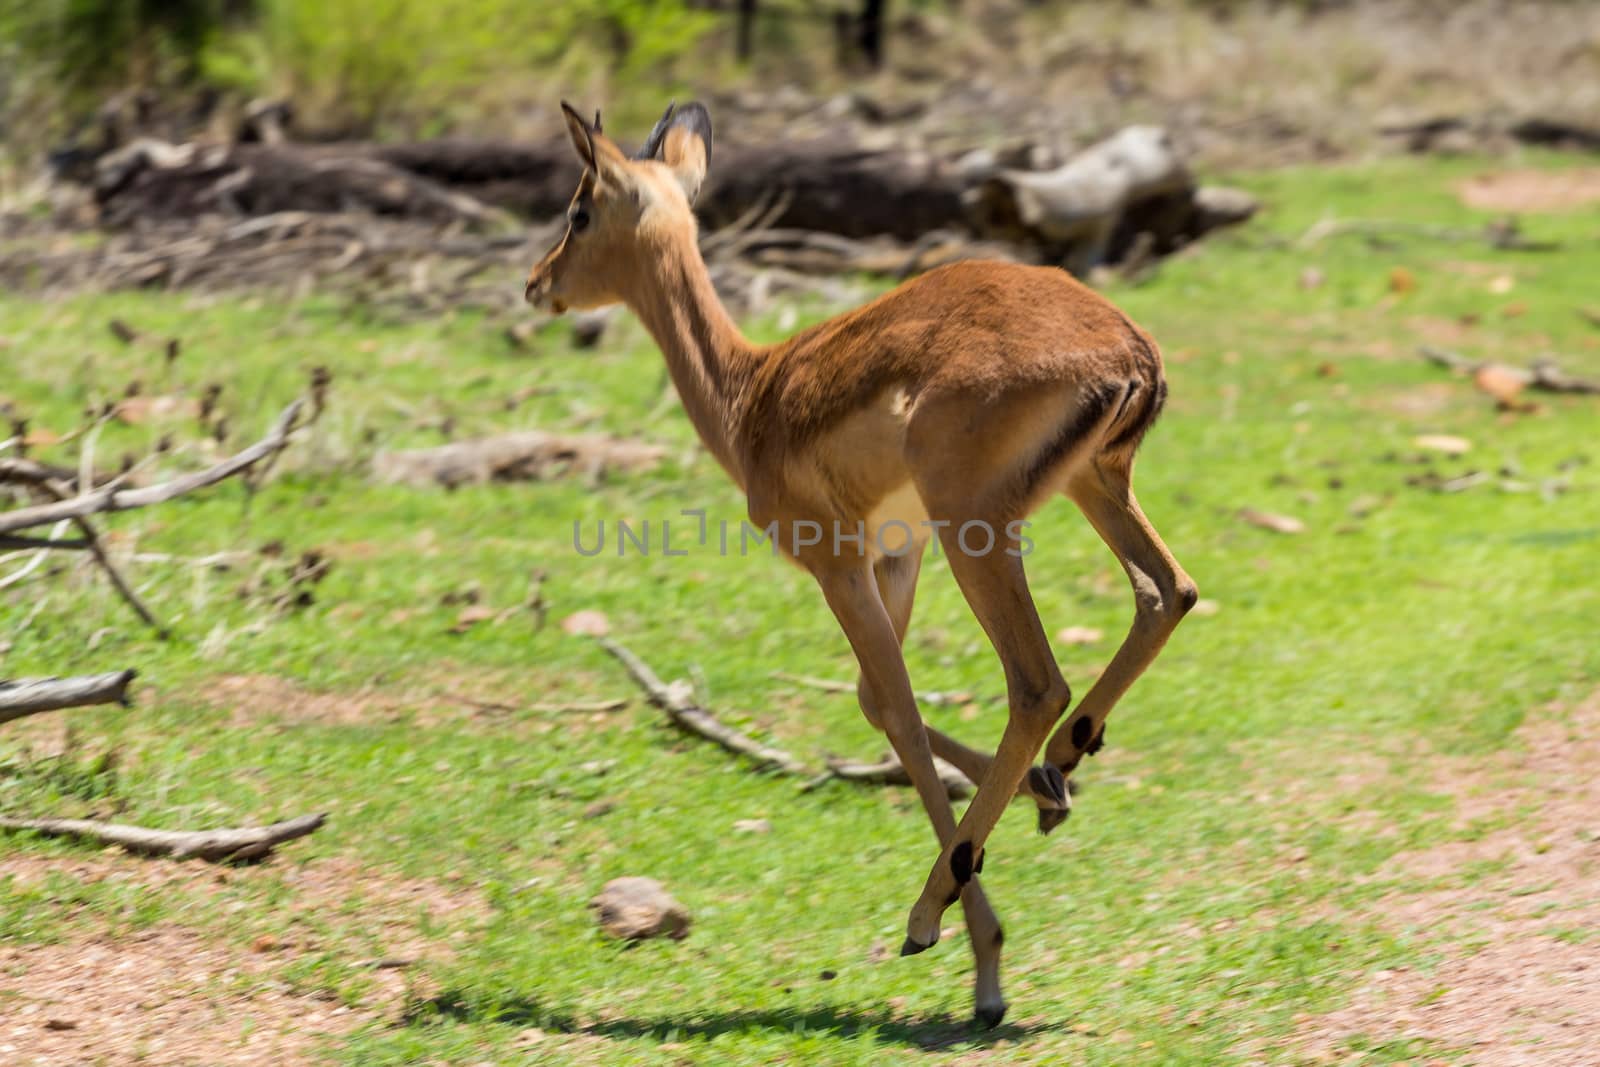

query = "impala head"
[524,101,713,313]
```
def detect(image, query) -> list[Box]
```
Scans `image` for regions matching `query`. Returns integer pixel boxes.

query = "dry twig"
[805,755,975,798]
[597,637,813,776]
[0,400,304,535]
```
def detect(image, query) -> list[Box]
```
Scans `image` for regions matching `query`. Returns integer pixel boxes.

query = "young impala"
[526,101,1197,1027]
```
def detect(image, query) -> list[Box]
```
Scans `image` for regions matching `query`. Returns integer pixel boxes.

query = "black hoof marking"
[1070,713,1094,750]
[992,927,1005,949]
[974,1004,1009,1029]
[1028,764,1068,807]
[1087,724,1106,756]
[1037,805,1071,835]
[900,936,931,957]
[973,848,985,875]
[950,841,975,886]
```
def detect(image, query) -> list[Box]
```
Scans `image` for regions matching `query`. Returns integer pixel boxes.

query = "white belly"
[865,481,930,558]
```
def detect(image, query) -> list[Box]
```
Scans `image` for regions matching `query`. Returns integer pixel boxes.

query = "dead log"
[372,432,667,488]
[597,637,814,777]
[966,126,1199,273]
[0,812,326,862]
[0,670,136,725]
[94,140,507,228]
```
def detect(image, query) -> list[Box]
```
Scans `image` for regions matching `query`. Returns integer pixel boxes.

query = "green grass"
[1,152,1598,1064]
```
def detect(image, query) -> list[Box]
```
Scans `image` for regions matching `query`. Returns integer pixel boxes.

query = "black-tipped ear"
[560,101,597,171]
[635,102,678,162]
[635,101,713,204]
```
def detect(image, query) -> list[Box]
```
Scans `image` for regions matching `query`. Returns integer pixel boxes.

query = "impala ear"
[560,101,629,189]
[636,101,712,205]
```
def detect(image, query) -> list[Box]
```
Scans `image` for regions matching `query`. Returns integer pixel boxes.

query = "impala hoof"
[974,1003,1009,1029]
[1037,805,1071,835]
[1027,763,1069,808]
[900,935,932,957]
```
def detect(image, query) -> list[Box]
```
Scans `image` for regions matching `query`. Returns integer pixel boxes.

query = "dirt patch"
[202,667,598,730]
[0,927,366,1066]
[207,673,412,727]
[1292,692,1600,1064]
[1457,170,1600,213]
[0,852,486,1065]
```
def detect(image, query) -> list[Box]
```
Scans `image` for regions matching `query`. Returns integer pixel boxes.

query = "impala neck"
[622,234,756,487]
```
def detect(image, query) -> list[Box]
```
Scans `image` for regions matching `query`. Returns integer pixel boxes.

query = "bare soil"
[1292,692,1600,1064]
[0,852,485,1066]
[1457,170,1600,214]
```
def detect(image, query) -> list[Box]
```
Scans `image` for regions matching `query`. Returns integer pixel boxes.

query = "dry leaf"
[1414,434,1472,456]
[561,609,610,637]
[450,604,496,634]
[1388,267,1415,294]
[1487,274,1515,295]
[1500,301,1528,319]
[1056,626,1104,646]
[733,818,771,834]
[22,427,61,447]
[1238,508,1306,535]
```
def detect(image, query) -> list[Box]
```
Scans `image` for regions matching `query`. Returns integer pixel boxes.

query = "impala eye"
[570,208,591,232]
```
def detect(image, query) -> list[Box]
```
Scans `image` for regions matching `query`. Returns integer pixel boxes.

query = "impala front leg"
[814,560,1009,1027]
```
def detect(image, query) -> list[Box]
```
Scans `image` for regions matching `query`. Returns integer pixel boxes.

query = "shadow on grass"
[406,989,1065,1051]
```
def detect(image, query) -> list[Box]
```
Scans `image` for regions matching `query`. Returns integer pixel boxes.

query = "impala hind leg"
[901,524,1071,951]
[1042,459,1195,793]
[860,549,1070,825]
[817,561,1008,1027]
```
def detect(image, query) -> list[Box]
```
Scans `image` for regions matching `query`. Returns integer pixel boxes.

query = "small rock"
[590,876,691,942]
[733,818,771,834]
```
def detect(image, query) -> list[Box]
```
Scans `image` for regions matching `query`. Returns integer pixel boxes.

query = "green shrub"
[201,0,720,137]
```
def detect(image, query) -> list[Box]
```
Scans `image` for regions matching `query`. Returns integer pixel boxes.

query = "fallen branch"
[597,637,813,776]
[0,669,136,725]
[0,812,326,862]
[373,431,667,488]
[0,400,304,534]
[806,754,975,798]
[1419,346,1600,395]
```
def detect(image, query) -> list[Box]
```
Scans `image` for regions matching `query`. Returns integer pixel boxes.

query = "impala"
[526,101,1197,1027]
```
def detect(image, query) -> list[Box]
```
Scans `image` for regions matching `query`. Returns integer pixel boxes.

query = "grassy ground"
[1,153,1598,1064]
